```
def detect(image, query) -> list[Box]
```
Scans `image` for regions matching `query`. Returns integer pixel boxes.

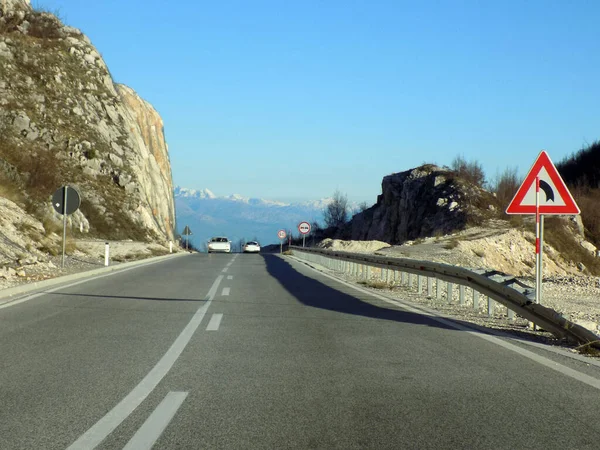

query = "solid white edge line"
[221,287,230,296]
[122,391,188,450]
[67,275,223,450]
[286,255,600,391]
[0,256,182,310]
[206,313,223,331]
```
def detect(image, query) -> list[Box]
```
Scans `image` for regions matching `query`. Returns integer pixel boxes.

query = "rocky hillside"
[341,164,496,243]
[312,163,600,277]
[0,0,175,251]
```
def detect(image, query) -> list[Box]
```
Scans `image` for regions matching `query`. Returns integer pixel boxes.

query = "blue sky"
[39,0,599,203]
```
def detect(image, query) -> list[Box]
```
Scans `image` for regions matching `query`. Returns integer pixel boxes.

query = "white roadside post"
[104,242,110,266]
[169,241,173,253]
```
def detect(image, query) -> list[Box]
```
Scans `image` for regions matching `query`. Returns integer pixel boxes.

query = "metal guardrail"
[289,246,600,349]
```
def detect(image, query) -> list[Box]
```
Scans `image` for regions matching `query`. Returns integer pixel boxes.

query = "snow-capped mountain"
[173,187,217,199]
[174,186,358,249]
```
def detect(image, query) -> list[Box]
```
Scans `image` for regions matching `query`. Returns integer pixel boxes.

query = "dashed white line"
[123,391,188,450]
[227,275,233,280]
[206,313,223,331]
[222,267,228,273]
[222,287,230,296]
[67,276,223,449]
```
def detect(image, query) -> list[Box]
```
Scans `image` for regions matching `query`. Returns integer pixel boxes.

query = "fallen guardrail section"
[289,246,600,349]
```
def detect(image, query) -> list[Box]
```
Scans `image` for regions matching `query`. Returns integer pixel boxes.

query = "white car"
[243,241,260,253]
[207,237,231,253]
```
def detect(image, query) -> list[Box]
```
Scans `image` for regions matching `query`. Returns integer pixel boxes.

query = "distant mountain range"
[174,187,356,249]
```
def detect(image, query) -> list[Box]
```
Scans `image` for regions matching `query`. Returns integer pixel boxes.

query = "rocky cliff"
[0,0,175,243]
[342,165,496,244]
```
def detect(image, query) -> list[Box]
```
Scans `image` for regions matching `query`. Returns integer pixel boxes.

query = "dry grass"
[543,217,600,275]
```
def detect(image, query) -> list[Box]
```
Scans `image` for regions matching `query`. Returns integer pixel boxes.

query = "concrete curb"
[0,252,189,305]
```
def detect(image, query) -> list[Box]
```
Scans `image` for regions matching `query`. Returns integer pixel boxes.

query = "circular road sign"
[277,229,287,239]
[298,221,311,235]
[52,186,81,215]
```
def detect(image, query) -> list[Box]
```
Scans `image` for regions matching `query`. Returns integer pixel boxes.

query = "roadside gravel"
[0,239,185,292]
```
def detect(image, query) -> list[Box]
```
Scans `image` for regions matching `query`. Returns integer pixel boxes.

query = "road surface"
[1,253,599,449]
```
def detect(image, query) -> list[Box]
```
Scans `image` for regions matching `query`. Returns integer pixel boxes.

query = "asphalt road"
[1,253,599,449]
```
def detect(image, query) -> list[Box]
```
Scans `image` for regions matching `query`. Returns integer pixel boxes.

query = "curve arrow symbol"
[539,180,554,202]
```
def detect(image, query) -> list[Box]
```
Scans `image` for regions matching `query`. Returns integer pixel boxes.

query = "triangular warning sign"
[506,150,580,215]
[182,226,192,235]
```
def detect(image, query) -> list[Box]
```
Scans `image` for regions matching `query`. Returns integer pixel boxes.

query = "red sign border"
[506,150,580,215]
[298,221,311,235]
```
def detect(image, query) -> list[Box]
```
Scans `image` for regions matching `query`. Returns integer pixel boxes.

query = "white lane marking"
[221,288,230,296]
[0,258,174,311]
[290,256,600,391]
[123,391,188,450]
[227,275,233,280]
[67,275,223,449]
[226,262,233,267]
[206,313,223,331]
[222,267,228,273]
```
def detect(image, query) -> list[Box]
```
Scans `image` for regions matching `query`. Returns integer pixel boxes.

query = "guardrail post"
[427,277,432,297]
[366,266,372,280]
[459,285,465,306]
[487,297,494,316]
[447,282,453,303]
[380,268,385,281]
[507,308,515,320]
[401,272,406,285]
[385,269,389,283]
[417,275,423,293]
[408,273,413,287]
[436,279,442,301]
[394,270,398,283]
[473,290,479,310]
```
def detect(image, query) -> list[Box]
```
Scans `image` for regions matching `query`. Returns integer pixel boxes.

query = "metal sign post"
[298,221,311,247]
[62,186,68,268]
[277,230,286,253]
[52,185,81,269]
[506,150,580,331]
[182,226,192,251]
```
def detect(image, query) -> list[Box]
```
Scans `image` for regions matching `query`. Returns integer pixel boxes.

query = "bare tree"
[323,190,349,228]
[490,166,522,211]
[451,155,486,188]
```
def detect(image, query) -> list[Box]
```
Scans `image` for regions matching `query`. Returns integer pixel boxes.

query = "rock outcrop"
[341,165,496,244]
[0,1,175,242]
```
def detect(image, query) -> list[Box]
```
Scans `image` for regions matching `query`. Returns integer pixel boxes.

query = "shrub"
[490,166,522,213]
[451,155,486,188]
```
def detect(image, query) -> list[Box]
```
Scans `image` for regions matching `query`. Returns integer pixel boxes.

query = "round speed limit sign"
[277,229,287,239]
[298,221,311,235]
